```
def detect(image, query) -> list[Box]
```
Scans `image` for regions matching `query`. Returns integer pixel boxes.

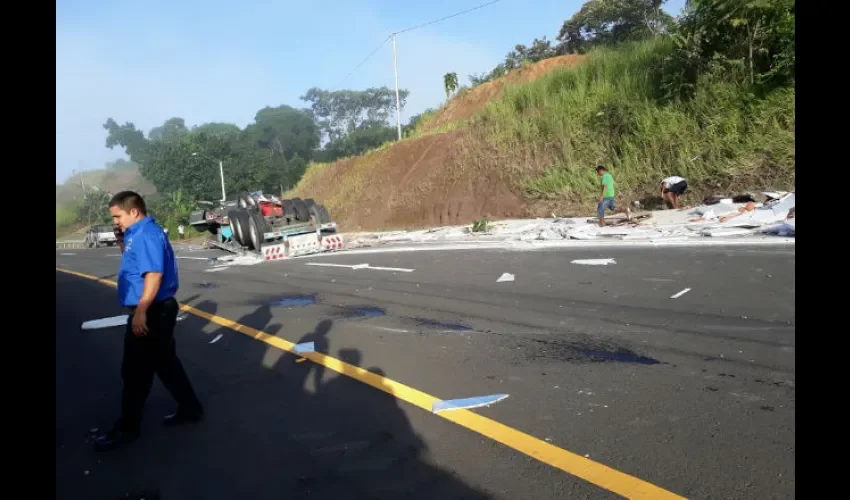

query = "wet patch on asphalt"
[519,337,660,365]
[413,318,473,332]
[334,306,387,319]
[194,281,219,289]
[268,295,318,307]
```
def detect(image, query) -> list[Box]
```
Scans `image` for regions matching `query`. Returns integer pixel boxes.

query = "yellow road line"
[57,266,686,500]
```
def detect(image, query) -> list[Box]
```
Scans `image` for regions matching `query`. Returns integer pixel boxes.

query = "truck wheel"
[293,199,309,222]
[308,203,330,224]
[318,204,331,223]
[237,191,258,210]
[228,210,245,245]
[246,211,267,251]
[282,200,297,222]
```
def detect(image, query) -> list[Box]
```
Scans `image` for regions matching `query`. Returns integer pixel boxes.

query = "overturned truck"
[189,192,342,260]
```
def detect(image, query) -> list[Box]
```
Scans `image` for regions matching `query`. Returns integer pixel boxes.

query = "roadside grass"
[463,39,795,211]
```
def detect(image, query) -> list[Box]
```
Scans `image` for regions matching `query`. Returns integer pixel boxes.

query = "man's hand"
[131,310,148,336]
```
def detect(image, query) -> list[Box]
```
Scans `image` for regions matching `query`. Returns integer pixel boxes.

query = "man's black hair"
[596,165,607,172]
[109,190,147,215]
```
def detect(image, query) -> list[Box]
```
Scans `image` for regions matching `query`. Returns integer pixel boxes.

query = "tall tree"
[557,0,674,54]
[443,72,459,100]
[301,87,410,143]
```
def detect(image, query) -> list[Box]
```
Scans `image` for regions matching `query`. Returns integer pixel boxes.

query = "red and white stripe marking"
[321,235,345,251]
[263,245,287,261]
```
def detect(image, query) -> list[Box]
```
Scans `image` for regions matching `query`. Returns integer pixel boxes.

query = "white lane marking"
[670,288,692,299]
[209,333,223,344]
[60,252,77,256]
[571,258,616,266]
[205,266,230,273]
[305,262,415,273]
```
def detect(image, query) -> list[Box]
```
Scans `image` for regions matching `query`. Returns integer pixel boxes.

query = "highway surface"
[56,244,795,499]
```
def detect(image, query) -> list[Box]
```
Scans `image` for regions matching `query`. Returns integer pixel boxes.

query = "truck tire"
[317,204,331,223]
[228,209,246,246]
[293,199,309,222]
[237,191,258,210]
[308,203,330,224]
[282,200,297,222]
[246,211,267,251]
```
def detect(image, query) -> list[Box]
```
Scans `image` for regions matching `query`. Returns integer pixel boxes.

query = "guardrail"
[56,240,87,249]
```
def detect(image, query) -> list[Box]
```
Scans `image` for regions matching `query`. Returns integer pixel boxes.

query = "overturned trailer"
[189,192,343,260]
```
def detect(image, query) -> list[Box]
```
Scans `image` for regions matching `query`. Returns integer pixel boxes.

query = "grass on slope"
[467,39,795,209]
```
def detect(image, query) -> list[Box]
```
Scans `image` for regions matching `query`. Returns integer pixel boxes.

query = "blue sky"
[56,0,686,183]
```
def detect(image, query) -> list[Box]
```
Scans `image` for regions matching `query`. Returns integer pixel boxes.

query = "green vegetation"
[58,0,795,236]
[473,39,794,203]
[458,0,795,209]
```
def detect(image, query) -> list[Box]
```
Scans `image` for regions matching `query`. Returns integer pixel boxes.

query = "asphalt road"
[56,244,795,500]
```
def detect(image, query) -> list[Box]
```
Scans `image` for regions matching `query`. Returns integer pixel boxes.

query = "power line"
[393,0,502,36]
[332,35,391,90]
[332,0,503,89]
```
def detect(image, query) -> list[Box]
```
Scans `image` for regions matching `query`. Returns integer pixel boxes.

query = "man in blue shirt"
[93,191,204,452]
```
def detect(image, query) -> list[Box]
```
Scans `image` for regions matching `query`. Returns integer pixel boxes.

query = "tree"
[301,87,410,143]
[556,0,674,54]
[148,117,188,142]
[661,0,795,100]
[443,72,459,100]
[103,119,151,166]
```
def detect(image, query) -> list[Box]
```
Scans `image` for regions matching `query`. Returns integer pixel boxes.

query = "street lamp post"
[191,153,227,202]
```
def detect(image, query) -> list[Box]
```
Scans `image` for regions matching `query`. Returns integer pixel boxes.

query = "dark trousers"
[118,297,203,433]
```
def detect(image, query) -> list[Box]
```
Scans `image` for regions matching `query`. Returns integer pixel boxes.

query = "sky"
[56,0,686,184]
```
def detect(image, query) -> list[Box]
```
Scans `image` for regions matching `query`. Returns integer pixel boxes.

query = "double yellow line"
[57,267,686,500]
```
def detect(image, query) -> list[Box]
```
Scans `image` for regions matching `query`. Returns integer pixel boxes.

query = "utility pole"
[392,33,402,141]
[218,159,226,202]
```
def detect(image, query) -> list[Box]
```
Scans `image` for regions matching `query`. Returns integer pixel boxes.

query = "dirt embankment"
[420,55,585,133]
[293,131,525,231]
[292,55,587,232]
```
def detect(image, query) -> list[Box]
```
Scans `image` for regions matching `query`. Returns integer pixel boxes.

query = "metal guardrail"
[56,240,87,249]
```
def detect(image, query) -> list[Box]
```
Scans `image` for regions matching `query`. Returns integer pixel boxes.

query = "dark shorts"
[664,180,688,195]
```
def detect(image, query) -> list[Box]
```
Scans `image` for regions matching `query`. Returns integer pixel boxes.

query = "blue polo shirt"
[117,216,179,307]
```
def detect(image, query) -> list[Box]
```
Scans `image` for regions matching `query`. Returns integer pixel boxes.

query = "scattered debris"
[293,341,315,354]
[432,394,509,414]
[81,315,128,331]
[209,334,223,344]
[571,258,616,266]
[670,288,692,299]
[497,272,515,282]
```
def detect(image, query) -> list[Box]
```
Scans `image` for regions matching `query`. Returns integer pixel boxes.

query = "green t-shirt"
[601,172,615,198]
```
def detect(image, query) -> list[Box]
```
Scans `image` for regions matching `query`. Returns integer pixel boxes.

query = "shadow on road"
[56,273,491,499]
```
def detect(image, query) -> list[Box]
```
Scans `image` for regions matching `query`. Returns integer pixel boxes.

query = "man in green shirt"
[596,165,617,226]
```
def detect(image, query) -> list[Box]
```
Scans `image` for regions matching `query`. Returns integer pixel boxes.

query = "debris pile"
[344,191,795,248]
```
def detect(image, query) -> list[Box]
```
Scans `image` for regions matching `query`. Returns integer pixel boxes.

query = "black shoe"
[93,428,140,452]
[163,410,204,426]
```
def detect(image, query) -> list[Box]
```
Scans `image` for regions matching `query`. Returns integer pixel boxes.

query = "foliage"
[470,38,558,86]
[470,39,794,206]
[556,0,674,54]
[301,87,409,144]
[660,0,795,101]
[443,73,459,100]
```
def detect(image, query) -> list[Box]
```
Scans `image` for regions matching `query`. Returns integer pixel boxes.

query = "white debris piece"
[81,315,129,330]
[497,273,515,282]
[571,258,616,266]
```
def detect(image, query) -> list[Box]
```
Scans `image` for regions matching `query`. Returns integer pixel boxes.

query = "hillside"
[289,40,795,232]
[56,164,156,237]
